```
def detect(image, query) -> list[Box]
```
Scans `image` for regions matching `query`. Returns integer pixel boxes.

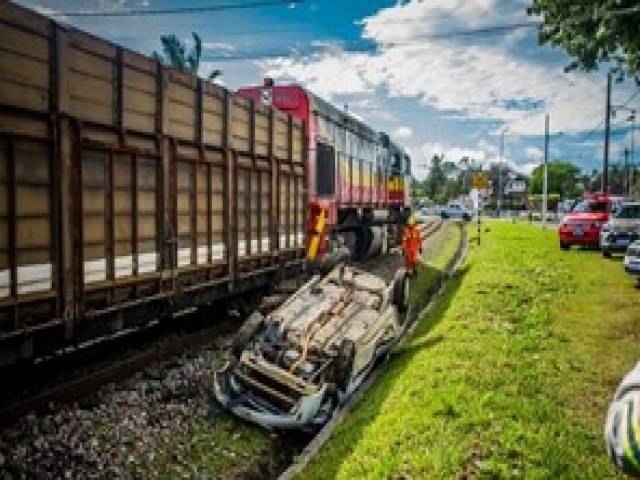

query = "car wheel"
[392,269,410,314]
[602,249,612,258]
[230,311,264,359]
[560,242,570,250]
[463,214,471,221]
[334,339,355,392]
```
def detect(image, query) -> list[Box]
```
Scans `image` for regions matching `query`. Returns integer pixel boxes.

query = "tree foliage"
[153,33,222,80]
[529,161,581,197]
[528,0,640,80]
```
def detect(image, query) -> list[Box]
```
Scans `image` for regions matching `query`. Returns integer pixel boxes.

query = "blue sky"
[21,0,640,179]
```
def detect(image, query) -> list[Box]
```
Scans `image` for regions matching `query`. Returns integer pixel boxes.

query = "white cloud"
[392,126,413,140]
[32,5,69,23]
[525,146,543,161]
[262,0,633,139]
[202,42,236,52]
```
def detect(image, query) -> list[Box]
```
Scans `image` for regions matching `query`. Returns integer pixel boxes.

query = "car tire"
[463,214,471,221]
[560,242,570,250]
[602,249,612,258]
[334,339,355,392]
[230,311,264,359]
[392,269,410,313]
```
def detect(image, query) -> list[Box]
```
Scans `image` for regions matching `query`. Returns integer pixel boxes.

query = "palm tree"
[153,33,222,81]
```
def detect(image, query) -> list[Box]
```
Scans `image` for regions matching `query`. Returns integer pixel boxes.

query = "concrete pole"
[603,72,612,193]
[498,129,506,215]
[543,113,549,228]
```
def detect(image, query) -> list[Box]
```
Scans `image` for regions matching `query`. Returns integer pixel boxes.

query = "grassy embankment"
[300,221,640,479]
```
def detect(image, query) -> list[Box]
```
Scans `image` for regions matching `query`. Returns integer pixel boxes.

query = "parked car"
[623,241,640,285]
[439,203,473,221]
[557,194,618,250]
[600,202,640,257]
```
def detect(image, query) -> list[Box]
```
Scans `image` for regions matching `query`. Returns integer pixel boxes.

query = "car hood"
[607,218,640,230]
[563,213,608,223]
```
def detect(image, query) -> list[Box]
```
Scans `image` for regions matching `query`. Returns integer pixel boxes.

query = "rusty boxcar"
[0,2,306,366]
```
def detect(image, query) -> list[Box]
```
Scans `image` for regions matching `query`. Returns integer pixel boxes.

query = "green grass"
[409,222,462,312]
[299,222,640,479]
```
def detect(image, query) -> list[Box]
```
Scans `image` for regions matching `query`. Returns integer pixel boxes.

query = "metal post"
[543,114,549,228]
[631,111,636,196]
[603,71,612,194]
[624,147,630,196]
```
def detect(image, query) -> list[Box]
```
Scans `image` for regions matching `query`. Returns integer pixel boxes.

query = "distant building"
[487,164,530,210]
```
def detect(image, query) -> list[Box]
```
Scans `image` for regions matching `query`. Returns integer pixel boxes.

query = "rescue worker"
[401,214,422,276]
[604,360,640,477]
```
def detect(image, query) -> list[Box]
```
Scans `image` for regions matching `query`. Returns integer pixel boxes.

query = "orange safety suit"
[401,224,423,275]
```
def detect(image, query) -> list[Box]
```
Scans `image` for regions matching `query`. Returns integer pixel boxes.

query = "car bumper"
[600,233,638,251]
[214,362,330,430]
[624,258,640,277]
[558,229,600,246]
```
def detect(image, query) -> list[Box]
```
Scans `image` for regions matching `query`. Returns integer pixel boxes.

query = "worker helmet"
[407,215,416,226]
[604,364,640,476]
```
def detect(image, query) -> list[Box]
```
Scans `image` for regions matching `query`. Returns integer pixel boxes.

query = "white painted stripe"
[177,247,191,267]
[0,269,9,298]
[251,239,259,253]
[238,241,247,257]
[115,255,133,278]
[197,245,208,264]
[297,232,304,246]
[212,243,224,260]
[18,263,53,294]
[280,234,287,248]
[84,259,106,284]
[261,236,270,252]
[138,252,157,274]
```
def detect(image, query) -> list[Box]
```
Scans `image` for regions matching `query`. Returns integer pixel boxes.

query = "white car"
[624,241,640,285]
[439,203,473,221]
[214,264,410,430]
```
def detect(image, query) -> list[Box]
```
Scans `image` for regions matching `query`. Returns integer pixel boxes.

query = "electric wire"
[51,0,302,17]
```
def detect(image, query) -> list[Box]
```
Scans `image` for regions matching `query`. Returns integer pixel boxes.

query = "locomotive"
[239,82,412,262]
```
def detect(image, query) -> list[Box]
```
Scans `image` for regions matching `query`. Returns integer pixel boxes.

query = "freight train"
[0,1,411,367]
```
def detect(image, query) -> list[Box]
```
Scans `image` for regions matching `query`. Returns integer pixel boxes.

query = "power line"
[52,0,302,17]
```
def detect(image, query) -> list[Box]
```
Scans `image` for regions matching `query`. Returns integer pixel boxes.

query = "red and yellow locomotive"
[239,81,412,261]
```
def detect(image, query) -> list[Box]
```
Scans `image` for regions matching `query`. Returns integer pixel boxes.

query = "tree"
[153,33,222,81]
[529,161,581,198]
[528,0,640,80]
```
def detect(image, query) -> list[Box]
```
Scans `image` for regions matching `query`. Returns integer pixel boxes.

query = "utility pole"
[603,71,612,194]
[624,147,630,196]
[631,110,636,197]
[543,113,549,228]
[498,128,507,215]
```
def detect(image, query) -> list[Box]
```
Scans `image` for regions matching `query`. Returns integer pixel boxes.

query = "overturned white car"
[214,265,410,430]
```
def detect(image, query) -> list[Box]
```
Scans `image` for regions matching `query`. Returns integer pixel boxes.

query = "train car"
[0,2,307,367]
[238,82,412,261]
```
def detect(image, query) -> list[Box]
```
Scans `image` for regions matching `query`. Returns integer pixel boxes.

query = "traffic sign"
[472,173,489,189]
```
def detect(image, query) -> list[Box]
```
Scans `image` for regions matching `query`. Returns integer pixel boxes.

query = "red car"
[557,194,620,250]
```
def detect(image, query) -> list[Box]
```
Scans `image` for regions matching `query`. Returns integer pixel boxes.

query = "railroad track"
[0,218,448,428]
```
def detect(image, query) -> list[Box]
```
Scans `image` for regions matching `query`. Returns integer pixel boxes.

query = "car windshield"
[572,201,608,213]
[613,205,640,219]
